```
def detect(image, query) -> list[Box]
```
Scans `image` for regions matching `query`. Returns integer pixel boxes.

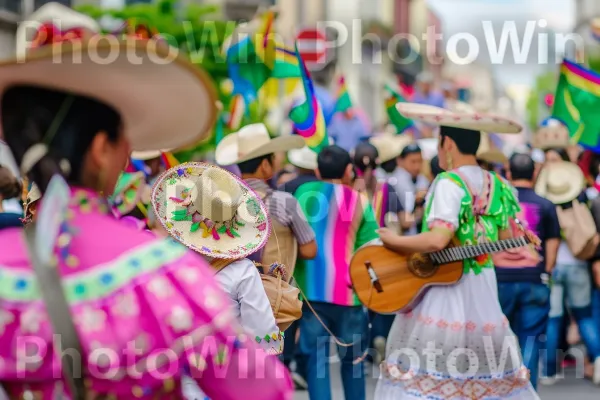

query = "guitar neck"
[429,236,529,265]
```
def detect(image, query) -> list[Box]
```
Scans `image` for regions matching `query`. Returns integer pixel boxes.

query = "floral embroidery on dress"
[147,276,173,299]
[112,293,140,317]
[202,287,221,310]
[20,308,44,334]
[168,306,193,333]
[0,309,15,334]
[76,307,107,333]
[176,266,199,285]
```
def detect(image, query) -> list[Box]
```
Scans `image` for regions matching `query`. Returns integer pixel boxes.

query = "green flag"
[384,84,413,134]
[552,60,600,150]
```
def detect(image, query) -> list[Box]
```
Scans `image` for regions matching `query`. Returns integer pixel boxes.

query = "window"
[0,0,20,14]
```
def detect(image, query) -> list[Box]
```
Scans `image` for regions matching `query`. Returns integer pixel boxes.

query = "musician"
[373,104,540,399]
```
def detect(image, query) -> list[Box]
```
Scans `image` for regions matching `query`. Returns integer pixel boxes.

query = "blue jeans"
[282,320,307,378]
[298,302,368,400]
[593,288,600,332]
[498,282,550,389]
[545,263,600,377]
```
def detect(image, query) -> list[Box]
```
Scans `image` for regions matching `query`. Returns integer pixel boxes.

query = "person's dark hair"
[237,153,273,175]
[352,142,379,173]
[381,159,397,174]
[430,155,444,178]
[400,143,422,159]
[317,145,351,180]
[2,85,122,194]
[509,153,535,181]
[0,165,22,200]
[544,147,569,162]
[440,126,480,155]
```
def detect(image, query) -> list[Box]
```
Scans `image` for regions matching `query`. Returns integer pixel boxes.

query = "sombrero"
[369,134,414,164]
[151,162,271,259]
[396,103,522,134]
[477,133,507,164]
[3,3,217,152]
[215,123,305,166]
[535,161,585,204]
[131,150,168,161]
[110,171,150,216]
[533,119,570,150]
[288,146,318,170]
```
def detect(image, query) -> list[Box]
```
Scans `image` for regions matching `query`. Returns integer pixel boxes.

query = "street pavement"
[293,365,599,399]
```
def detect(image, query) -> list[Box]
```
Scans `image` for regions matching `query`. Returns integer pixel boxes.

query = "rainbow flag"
[334,75,354,117]
[288,44,329,153]
[385,84,413,134]
[271,44,301,78]
[552,59,600,151]
[227,95,245,130]
[160,152,179,169]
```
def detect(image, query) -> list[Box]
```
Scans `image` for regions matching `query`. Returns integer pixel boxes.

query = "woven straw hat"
[369,134,414,163]
[151,162,270,259]
[215,123,304,166]
[535,161,585,204]
[3,3,217,152]
[533,121,570,150]
[288,146,318,170]
[396,103,522,134]
[477,133,507,164]
[131,150,170,161]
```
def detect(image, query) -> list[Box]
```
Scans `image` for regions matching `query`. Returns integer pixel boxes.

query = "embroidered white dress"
[183,259,283,400]
[375,166,539,400]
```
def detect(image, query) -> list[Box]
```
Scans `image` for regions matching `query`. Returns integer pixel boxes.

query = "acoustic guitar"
[349,235,534,314]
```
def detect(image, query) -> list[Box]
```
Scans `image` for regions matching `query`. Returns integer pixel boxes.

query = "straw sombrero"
[3,3,217,152]
[533,119,570,150]
[131,150,168,161]
[288,146,318,170]
[396,103,522,134]
[151,162,270,259]
[477,133,507,164]
[535,161,585,204]
[110,172,149,216]
[369,134,414,164]
[215,123,305,166]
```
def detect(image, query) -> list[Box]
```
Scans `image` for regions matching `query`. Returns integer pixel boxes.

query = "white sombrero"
[396,103,522,134]
[288,146,318,170]
[151,162,270,259]
[131,150,167,161]
[533,121,570,150]
[369,134,414,164]
[215,123,305,166]
[535,161,585,204]
[477,133,507,164]
[3,3,217,152]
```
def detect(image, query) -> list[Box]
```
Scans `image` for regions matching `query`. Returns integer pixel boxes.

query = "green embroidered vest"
[422,170,520,274]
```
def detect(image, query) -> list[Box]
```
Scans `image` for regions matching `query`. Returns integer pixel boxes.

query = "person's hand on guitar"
[377,227,405,252]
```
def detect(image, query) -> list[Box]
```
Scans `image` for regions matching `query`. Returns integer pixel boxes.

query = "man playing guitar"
[373,104,540,400]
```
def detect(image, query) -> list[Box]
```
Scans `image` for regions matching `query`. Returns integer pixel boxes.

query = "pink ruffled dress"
[0,188,292,399]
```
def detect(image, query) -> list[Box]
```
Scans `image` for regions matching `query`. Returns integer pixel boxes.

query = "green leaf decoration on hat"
[246,198,260,217]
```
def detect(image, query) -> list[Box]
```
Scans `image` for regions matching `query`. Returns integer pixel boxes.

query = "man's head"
[437,126,481,170]
[508,153,535,183]
[237,153,275,180]
[317,145,353,185]
[400,143,423,178]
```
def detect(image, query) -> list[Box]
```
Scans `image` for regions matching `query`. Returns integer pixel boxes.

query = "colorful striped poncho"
[293,181,379,306]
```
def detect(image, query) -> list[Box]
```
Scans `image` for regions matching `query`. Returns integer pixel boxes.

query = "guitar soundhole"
[408,254,437,278]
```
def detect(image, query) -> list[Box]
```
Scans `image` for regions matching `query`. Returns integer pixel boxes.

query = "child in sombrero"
[151,162,284,399]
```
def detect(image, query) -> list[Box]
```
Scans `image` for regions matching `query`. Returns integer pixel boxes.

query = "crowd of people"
[2,3,600,400]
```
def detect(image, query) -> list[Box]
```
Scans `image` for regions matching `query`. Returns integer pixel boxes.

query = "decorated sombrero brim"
[533,125,570,150]
[110,171,149,216]
[151,162,270,259]
[396,103,522,134]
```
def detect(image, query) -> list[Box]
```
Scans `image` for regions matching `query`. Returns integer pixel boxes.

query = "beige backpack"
[556,200,600,260]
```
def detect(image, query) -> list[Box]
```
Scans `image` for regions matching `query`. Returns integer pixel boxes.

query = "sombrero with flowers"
[151,162,271,259]
[1,2,217,152]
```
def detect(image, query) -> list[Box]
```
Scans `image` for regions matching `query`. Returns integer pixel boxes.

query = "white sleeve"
[425,178,464,231]
[235,259,283,355]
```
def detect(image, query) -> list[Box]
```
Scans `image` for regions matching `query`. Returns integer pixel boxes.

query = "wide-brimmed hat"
[24,183,41,215]
[288,146,318,170]
[396,103,522,134]
[110,172,149,216]
[131,150,168,161]
[477,132,507,164]
[369,134,414,164]
[151,162,271,259]
[3,3,217,152]
[535,161,585,204]
[215,123,305,166]
[533,119,570,150]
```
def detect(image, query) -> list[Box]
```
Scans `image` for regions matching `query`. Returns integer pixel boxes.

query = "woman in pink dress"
[0,3,291,399]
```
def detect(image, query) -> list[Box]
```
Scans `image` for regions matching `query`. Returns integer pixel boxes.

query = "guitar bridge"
[364,261,383,293]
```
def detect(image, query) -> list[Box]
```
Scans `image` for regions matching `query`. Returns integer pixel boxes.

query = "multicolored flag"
[384,84,413,134]
[289,44,328,153]
[160,152,179,170]
[552,59,600,151]
[334,75,354,117]
[227,95,245,130]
